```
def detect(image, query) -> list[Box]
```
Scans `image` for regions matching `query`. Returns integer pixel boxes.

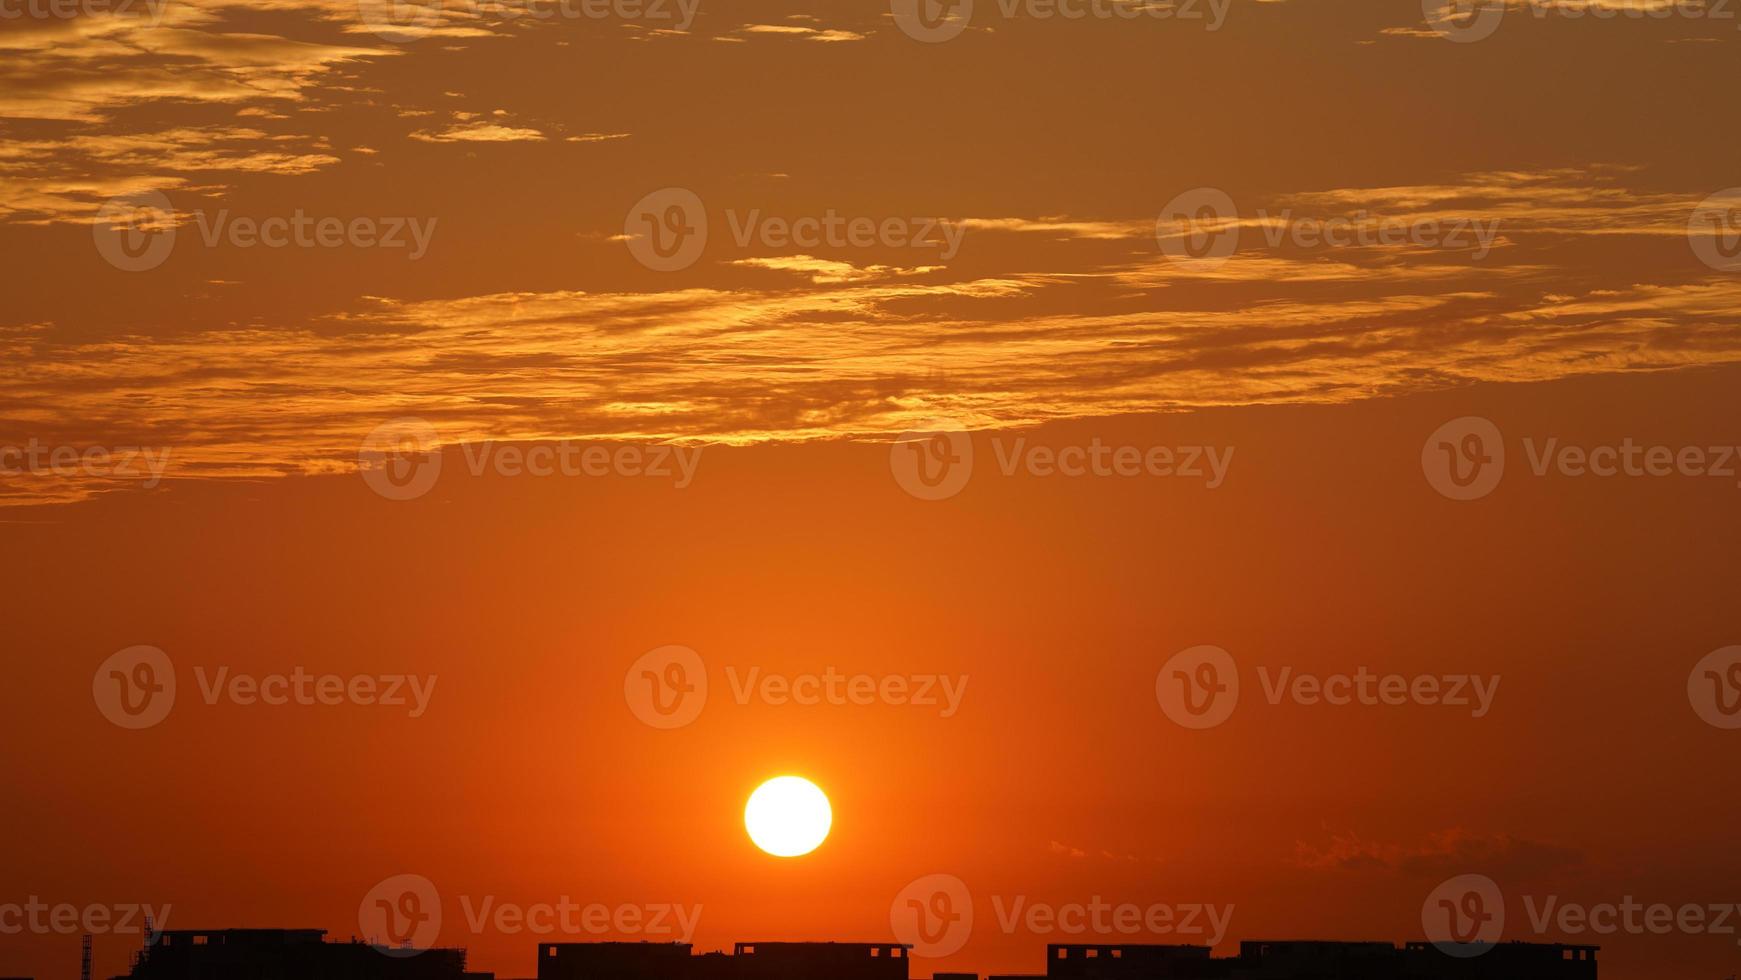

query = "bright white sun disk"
[744,776,832,857]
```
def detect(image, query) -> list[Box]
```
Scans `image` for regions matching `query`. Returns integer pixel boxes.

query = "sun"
[744,776,832,857]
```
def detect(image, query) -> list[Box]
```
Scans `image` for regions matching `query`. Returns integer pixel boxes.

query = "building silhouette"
[107,930,488,980]
[99,931,1598,980]
[539,942,911,980]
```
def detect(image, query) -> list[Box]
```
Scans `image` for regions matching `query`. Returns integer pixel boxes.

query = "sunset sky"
[3,0,1740,978]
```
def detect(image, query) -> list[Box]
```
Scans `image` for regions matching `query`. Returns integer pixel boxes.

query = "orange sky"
[3,1,1741,978]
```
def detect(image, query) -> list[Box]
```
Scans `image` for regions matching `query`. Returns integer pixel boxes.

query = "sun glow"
[744,776,832,858]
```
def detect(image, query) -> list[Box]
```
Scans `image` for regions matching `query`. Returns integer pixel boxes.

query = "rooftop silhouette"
[83,929,1598,980]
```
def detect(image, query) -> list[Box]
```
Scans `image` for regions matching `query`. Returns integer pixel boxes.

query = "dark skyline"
[81,929,1601,980]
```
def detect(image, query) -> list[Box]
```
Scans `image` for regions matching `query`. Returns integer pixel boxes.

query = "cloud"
[1294,828,1585,881]
[730,23,868,41]
[5,166,1740,505]
[729,254,944,284]
[0,13,394,123]
[409,121,548,142]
